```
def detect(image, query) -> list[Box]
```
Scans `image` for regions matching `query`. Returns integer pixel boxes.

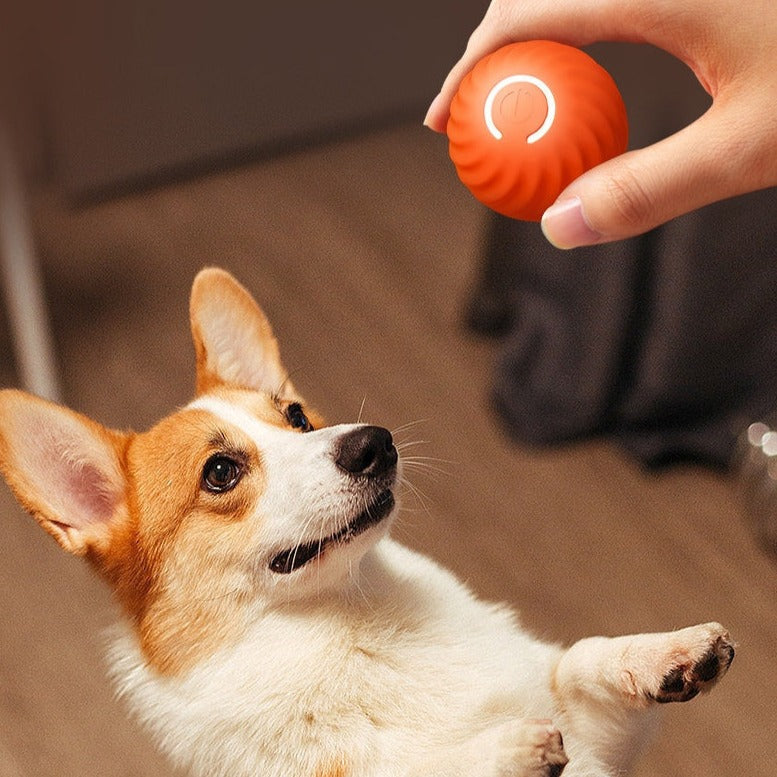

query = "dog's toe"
[507,719,568,777]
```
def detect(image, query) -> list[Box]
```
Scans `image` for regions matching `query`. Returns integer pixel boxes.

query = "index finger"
[423,24,512,133]
[423,0,653,133]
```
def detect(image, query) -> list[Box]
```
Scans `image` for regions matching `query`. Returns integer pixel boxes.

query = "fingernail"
[541,197,600,249]
[423,93,445,130]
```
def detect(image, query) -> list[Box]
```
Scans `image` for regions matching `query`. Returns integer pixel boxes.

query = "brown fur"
[107,392,318,674]
[313,757,351,777]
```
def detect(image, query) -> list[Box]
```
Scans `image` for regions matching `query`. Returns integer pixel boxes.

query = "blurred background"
[1,2,777,776]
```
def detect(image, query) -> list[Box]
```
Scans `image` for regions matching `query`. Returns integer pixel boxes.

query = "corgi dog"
[0,268,734,777]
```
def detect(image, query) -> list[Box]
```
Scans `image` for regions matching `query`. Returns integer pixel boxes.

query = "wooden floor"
[1,123,776,776]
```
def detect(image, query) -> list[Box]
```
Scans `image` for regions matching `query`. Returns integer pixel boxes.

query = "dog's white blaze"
[188,395,344,453]
[187,396,369,549]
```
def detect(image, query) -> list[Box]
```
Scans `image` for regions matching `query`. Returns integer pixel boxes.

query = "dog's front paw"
[493,719,568,777]
[623,622,735,704]
[651,624,735,703]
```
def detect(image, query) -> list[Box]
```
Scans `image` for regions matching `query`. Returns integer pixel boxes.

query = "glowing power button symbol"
[484,75,556,144]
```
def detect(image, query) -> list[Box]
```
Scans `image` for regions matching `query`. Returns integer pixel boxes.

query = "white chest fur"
[109,539,561,777]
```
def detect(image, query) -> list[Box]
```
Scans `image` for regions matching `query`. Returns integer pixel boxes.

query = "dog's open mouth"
[269,490,395,575]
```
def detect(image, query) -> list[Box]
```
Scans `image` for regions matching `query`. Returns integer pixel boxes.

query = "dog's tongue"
[269,540,323,574]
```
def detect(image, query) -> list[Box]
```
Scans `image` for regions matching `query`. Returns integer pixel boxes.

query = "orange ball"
[447,41,628,222]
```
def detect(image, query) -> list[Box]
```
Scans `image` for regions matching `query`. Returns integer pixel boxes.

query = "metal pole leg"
[0,122,61,402]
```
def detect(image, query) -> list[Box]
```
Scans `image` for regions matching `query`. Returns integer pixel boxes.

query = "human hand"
[424,0,777,248]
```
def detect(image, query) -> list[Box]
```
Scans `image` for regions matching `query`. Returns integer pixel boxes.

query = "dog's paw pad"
[653,629,735,704]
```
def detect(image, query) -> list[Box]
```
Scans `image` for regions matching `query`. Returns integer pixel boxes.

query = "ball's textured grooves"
[447,41,628,221]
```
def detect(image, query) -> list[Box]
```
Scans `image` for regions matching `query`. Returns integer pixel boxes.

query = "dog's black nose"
[335,426,397,477]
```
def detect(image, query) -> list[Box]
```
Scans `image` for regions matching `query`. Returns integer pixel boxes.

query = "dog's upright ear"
[190,268,291,396]
[0,390,129,555]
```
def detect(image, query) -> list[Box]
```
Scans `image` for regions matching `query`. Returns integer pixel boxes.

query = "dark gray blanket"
[467,44,777,468]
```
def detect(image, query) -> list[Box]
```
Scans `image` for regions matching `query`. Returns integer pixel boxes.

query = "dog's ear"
[190,268,292,395]
[0,390,129,555]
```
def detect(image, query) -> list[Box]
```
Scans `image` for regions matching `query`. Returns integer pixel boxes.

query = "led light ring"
[483,74,556,144]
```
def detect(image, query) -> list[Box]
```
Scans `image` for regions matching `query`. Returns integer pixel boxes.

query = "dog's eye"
[286,403,314,432]
[202,455,242,493]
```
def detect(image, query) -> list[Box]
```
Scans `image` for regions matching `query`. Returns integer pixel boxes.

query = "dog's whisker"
[397,472,435,519]
[401,468,447,486]
[391,419,428,439]
[404,480,432,510]
[280,510,322,590]
[281,512,319,604]
[395,440,430,453]
[274,369,303,398]
[398,482,427,503]
[400,460,452,482]
[398,450,448,460]
[315,512,334,596]
[400,454,452,467]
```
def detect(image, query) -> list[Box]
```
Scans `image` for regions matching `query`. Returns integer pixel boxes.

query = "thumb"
[540,106,745,248]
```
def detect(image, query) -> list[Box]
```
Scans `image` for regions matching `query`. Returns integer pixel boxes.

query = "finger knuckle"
[476,0,515,42]
[488,0,516,27]
[605,166,656,230]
